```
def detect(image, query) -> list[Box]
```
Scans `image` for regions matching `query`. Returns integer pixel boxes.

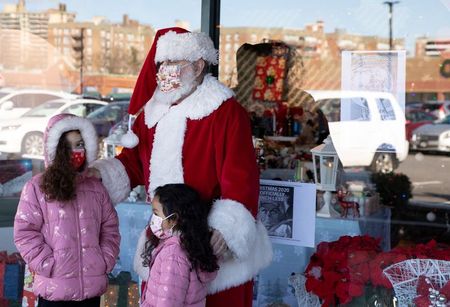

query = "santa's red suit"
[92,27,272,307]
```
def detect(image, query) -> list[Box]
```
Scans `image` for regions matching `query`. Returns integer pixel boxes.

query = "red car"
[405,109,437,141]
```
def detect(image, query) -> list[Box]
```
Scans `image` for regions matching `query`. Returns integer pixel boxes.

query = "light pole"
[384,1,400,50]
[72,28,85,94]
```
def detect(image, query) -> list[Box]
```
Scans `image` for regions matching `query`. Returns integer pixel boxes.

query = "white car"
[411,115,450,152]
[306,90,409,173]
[0,98,106,157]
[0,88,78,120]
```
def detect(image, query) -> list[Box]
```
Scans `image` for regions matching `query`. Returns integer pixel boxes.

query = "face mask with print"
[156,63,190,93]
[70,148,86,170]
[149,213,176,239]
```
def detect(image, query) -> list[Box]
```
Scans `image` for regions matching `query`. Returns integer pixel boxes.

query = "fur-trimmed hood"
[44,113,98,167]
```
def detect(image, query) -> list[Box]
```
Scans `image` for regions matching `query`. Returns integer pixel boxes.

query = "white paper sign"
[341,50,406,112]
[258,180,316,247]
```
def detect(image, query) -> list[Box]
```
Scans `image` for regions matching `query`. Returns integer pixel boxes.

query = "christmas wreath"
[440,59,450,78]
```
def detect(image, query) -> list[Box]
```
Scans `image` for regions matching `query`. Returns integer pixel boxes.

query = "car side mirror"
[1,100,14,111]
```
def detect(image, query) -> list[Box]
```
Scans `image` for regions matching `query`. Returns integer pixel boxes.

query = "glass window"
[10,94,36,108]
[63,103,87,117]
[317,97,370,122]
[22,101,65,117]
[87,104,124,121]
[220,5,450,304]
[377,98,396,120]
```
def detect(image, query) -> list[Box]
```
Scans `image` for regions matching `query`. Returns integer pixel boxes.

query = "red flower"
[304,235,382,305]
[369,252,407,288]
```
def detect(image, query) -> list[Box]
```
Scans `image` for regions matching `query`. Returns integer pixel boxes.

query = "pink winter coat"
[14,173,120,301]
[142,235,217,307]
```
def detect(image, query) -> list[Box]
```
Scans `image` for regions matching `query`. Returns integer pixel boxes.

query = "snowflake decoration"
[272,249,283,263]
[293,246,305,256]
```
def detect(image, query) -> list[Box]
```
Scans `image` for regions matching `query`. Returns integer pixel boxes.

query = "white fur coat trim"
[148,108,186,197]
[207,199,273,294]
[144,74,234,129]
[91,158,130,204]
[146,75,233,197]
[46,116,97,166]
[154,31,219,65]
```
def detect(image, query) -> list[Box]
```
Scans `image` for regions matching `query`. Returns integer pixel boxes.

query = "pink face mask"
[149,213,176,239]
[156,63,190,93]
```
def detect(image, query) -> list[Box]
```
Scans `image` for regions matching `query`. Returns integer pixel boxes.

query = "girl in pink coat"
[14,114,120,307]
[141,184,218,307]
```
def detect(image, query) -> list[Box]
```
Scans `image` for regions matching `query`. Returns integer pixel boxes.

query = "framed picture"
[258,180,316,247]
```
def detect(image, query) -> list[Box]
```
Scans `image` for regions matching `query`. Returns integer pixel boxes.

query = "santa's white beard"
[153,70,197,106]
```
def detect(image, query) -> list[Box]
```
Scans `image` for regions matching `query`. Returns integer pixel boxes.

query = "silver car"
[411,115,450,152]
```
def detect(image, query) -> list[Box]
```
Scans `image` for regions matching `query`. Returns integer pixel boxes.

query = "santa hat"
[121,27,219,148]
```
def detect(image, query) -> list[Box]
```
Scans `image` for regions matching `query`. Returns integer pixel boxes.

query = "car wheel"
[21,132,44,156]
[370,152,398,173]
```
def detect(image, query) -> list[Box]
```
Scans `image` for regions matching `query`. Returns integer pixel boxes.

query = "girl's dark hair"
[142,184,219,274]
[40,130,83,202]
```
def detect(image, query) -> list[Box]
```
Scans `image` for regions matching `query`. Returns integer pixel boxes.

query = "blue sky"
[2,0,449,52]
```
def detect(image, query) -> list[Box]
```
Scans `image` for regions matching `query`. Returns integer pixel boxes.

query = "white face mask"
[156,63,191,93]
[149,213,175,239]
[153,63,198,106]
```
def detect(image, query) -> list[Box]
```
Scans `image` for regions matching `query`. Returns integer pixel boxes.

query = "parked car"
[405,109,437,142]
[421,101,450,120]
[410,115,450,153]
[102,93,132,102]
[86,101,130,138]
[0,88,77,120]
[306,90,408,173]
[0,98,106,157]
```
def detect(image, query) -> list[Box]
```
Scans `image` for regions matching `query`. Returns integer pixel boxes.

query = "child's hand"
[210,229,228,259]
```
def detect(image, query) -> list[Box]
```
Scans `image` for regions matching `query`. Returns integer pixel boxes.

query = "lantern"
[311,136,341,217]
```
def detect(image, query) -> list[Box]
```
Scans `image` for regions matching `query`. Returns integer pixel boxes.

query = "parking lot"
[398,152,450,207]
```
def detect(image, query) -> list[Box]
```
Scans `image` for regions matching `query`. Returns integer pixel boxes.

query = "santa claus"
[90,27,272,306]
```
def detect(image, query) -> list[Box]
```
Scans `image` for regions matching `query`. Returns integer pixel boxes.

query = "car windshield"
[22,101,65,117]
[0,93,9,100]
[87,103,127,121]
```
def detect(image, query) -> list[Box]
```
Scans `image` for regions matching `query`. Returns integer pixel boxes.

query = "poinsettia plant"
[304,237,450,307]
[304,235,382,306]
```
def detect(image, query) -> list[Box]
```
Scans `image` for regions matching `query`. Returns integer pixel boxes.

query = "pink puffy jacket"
[14,173,120,301]
[142,235,217,307]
